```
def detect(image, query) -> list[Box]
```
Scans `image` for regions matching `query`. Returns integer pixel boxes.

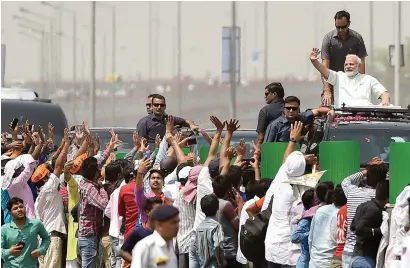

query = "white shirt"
[193,167,213,231]
[131,231,178,268]
[105,180,126,238]
[327,70,387,108]
[400,233,410,268]
[162,168,180,202]
[236,196,259,264]
[34,173,67,234]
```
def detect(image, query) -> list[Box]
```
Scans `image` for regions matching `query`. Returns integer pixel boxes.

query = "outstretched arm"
[310,48,331,80]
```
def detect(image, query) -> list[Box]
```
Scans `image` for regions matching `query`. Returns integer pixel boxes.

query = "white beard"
[345,69,359,77]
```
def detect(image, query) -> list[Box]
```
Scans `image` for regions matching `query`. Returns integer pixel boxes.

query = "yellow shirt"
[66,176,80,261]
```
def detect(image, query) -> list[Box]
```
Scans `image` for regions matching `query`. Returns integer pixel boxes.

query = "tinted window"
[196,131,256,159]
[328,128,410,164]
[90,130,134,153]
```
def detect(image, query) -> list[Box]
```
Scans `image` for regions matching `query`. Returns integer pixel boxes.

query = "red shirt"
[118,180,139,240]
[334,204,347,258]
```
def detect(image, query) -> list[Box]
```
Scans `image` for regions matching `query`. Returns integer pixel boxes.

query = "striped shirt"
[341,171,376,255]
[191,216,225,267]
[173,190,196,254]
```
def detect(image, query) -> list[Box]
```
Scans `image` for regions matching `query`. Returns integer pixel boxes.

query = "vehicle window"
[196,133,255,159]
[327,128,410,164]
[92,130,134,152]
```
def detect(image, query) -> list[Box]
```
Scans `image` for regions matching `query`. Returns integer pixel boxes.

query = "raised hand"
[48,122,55,141]
[166,115,175,134]
[64,160,74,174]
[236,138,246,156]
[132,131,141,148]
[210,116,225,132]
[226,146,237,160]
[226,119,240,133]
[138,137,149,152]
[155,134,161,149]
[138,157,152,174]
[290,121,304,142]
[310,48,321,61]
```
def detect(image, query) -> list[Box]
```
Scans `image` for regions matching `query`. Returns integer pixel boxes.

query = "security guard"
[131,205,180,268]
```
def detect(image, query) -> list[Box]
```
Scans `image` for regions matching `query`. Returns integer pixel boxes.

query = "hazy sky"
[2,1,410,82]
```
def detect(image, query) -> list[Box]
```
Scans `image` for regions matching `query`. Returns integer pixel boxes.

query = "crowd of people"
[1,90,410,268]
[1,9,410,268]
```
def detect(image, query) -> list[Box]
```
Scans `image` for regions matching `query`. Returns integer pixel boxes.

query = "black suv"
[304,106,410,167]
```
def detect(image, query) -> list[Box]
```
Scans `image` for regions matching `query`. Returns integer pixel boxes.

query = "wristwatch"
[290,138,297,143]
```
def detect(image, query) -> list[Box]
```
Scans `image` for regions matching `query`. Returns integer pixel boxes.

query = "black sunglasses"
[265,92,272,97]
[146,103,152,107]
[285,107,298,111]
[336,24,348,30]
[153,103,166,108]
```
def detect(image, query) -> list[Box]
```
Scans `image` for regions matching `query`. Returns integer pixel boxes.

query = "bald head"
[344,54,361,77]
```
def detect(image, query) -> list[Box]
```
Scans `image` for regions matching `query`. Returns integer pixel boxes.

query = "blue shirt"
[121,224,153,253]
[264,111,314,143]
[1,190,12,224]
[291,218,312,268]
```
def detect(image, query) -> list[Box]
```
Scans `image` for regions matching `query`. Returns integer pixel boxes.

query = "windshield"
[328,128,410,164]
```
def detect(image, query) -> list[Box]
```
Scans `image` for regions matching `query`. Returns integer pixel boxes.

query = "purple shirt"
[134,186,172,224]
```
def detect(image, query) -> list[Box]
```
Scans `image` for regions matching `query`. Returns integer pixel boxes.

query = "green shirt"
[1,218,50,268]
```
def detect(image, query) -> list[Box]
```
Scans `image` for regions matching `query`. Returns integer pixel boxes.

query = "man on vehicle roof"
[310,48,390,109]
[321,10,368,106]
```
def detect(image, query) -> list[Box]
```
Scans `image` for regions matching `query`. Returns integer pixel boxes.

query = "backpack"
[239,195,274,262]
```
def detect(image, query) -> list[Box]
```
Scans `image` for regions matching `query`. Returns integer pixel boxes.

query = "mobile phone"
[75,124,84,133]
[143,152,151,159]
[187,137,197,145]
[10,117,19,129]
[16,241,25,248]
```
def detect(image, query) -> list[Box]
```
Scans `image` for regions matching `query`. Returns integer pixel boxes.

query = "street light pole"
[263,1,268,85]
[229,1,237,118]
[73,14,77,93]
[394,1,401,105]
[111,7,116,126]
[148,2,153,84]
[177,1,182,116]
[369,1,373,74]
[17,28,45,90]
[90,2,96,127]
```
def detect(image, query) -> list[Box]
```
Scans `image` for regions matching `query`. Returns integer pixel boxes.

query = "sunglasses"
[146,103,152,107]
[264,92,272,97]
[153,103,166,108]
[285,107,298,111]
[336,25,348,30]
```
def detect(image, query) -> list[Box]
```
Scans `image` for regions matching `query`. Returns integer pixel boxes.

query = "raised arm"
[283,121,303,163]
[310,48,331,80]
[53,128,70,178]
[204,116,225,167]
[220,119,240,175]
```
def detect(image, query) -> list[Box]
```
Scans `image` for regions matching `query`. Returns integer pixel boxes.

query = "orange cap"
[31,163,50,183]
[70,153,88,174]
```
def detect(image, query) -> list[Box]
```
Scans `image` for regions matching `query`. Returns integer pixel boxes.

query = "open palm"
[310,48,321,61]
